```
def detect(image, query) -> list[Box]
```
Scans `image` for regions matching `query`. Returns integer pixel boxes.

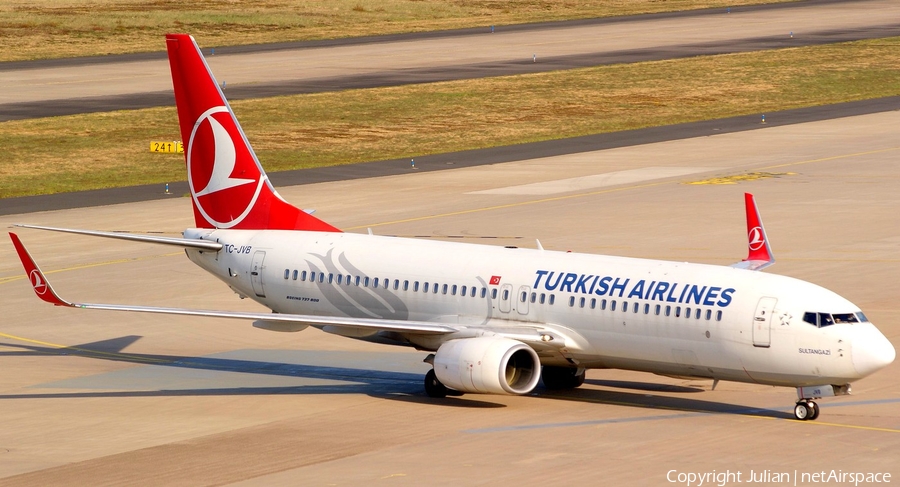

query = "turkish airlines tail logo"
[188,106,264,228]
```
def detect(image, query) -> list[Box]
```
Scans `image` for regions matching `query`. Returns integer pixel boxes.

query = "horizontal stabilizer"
[14,224,222,251]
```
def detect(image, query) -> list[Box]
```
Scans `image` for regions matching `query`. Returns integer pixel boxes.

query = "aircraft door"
[250,250,266,298]
[498,283,513,313]
[752,296,777,347]
[517,285,530,315]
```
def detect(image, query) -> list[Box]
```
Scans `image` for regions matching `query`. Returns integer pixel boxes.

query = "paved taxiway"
[2,0,900,119]
[0,110,897,485]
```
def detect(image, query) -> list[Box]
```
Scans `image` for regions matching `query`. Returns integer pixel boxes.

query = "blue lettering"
[574,274,594,294]
[666,283,680,303]
[652,282,670,301]
[545,271,563,291]
[588,275,599,294]
[560,273,578,292]
[678,285,689,303]
[703,287,721,306]
[717,288,735,307]
[533,270,549,288]
[644,281,657,299]
[627,280,645,299]
[611,278,630,298]
[595,276,612,296]
[687,285,707,305]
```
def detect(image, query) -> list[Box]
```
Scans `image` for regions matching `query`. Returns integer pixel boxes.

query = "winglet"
[733,193,775,271]
[8,233,73,307]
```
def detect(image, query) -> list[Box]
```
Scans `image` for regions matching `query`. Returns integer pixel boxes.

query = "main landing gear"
[793,399,820,421]
[424,369,448,398]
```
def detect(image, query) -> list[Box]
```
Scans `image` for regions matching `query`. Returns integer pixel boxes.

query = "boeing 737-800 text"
[9,34,894,421]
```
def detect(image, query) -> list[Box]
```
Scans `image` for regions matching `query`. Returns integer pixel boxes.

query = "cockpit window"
[855,312,869,323]
[803,312,817,327]
[803,311,862,328]
[833,313,859,324]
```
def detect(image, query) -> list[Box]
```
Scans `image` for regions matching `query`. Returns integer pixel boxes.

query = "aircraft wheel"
[542,366,585,390]
[424,369,448,398]
[793,401,811,421]
[808,401,820,420]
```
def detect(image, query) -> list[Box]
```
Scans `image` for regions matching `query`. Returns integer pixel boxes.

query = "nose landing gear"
[793,399,820,421]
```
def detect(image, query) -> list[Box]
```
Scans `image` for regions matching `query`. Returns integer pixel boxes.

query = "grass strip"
[1,37,898,198]
[0,0,792,62]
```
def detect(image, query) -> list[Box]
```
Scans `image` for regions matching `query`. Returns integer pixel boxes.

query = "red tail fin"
[165,34,340,232]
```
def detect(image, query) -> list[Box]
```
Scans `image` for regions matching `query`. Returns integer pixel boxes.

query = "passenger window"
[501,289,508,300]
[611,300,616,311]
[394,280,400,290]
[336,275,342,284]
[705,309,711,320]
[569,296,575,307]
[492,289,498,299]
[414,281,420,292]
[665,305,671,316]
[284,269,290,280]
[685,307,691,318]
[695,308,700,319]
[452,285,458,296]
[328,273,334,284]
[373,278,379,288]
[716,310,722,321]
[481,288,487,298]
[319,273,325,283]
[655,305,661,315]
[549,294,555,305]
[423,282,430,293]
[434,284,439,294]
[540,293,546,304]
[644,304,649,314]
[293,270,299,280]
[471,287,477,298]
[601,299,607,310]
[675,307,681,318]
[354,276,360,286]
[403,280,409,291]
[622,301,627,312]
[633,302,638,313]
[523,292,529,303]
[580,297,586,308]
[302,271,308,281]
[346,275,352,285]
[591,298,596,309]
[461,285,467,296]
[530,292,536,303]
[310,271,316,282]
[442,284,448,295]
[364,277,370,287]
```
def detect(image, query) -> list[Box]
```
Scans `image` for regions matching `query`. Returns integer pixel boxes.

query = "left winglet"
[9,233,74,307]
[731,193,775,271]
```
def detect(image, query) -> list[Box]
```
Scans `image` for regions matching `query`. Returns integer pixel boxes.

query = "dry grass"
[0,0,793,61]
[1,37,898,198]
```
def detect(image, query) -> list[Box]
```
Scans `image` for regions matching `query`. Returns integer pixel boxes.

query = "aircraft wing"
[9,232,454,336]
[731,193,775,271]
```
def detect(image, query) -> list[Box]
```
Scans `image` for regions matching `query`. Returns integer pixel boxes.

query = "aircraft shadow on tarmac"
[0,335,790,418]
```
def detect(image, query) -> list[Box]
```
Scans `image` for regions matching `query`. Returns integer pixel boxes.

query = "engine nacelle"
[433,336,541,395]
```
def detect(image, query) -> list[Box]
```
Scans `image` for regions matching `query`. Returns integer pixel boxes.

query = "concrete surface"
[0,110,897,486]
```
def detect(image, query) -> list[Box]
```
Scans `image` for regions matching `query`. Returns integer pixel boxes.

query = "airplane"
[9,34,895,422]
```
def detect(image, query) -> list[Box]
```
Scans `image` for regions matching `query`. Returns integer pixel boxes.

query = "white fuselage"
[184,228,891,388]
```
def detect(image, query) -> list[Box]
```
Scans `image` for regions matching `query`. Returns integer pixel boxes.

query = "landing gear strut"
[541,366,586,390]
[793,399,820,421]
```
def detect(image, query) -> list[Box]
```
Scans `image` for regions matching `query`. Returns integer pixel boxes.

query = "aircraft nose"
[851,324,896,377]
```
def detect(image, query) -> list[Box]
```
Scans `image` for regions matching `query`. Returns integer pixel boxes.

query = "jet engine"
[433,336,541,395]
